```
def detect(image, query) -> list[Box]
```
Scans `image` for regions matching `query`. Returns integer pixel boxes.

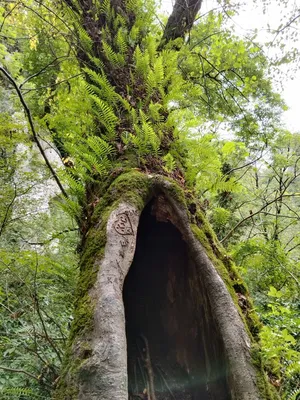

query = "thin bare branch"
[0,182,17,237]
[221,193,300,244]
[0,66,68,198]
[19,55,72,89]
[33,257,63,362]
[0,365,51,388]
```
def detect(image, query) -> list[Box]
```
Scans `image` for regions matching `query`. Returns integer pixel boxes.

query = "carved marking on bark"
[116,260,125,281]
[114,211,135,236]
[121,237,129,247]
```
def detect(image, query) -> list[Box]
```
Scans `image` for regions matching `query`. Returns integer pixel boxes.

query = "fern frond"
[149,102,164,122]
[0,387,49,399]
[126,0,140,12]
[87,136,115,159]
[99,0,111,16]
[286,388,300,400]
[90,95,118,138]
[80,152,110,176]
[134,46,150,78]
[161,49,178,84]
[59,197,82,219]
[163,153,176,173]
[116,28,128,54]
[141,121,160,154]
[114,14,127,30]
[129,25,140,45]
[130,107,138,123]
[212,176,243,193]
[146,70,156,96]
[87,54,104,70]
[145,36,157,64]
[77,24,93,53]
[84,68,119,104]
[117,94,132,112]
[63,171,85,198]
[138,109,150,124]
[130,118,160,156]
[153,56,164,84]
[102,41,125,66]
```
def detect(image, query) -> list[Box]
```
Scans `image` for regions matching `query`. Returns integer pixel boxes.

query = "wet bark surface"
[123,201,231,400]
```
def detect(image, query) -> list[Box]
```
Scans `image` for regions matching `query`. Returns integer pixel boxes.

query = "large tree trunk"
[54,1,279,399]
[54,173,277,400]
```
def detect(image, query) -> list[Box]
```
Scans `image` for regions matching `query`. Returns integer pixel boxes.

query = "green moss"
[191,214,262,342]
[159,175,188,206]
[190,205,277,397]
[251,345,281,400]
[54,343,82,399]
[108,170,152,210]
[54,209,109,398]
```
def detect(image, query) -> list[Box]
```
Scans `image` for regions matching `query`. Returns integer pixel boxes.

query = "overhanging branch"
[0,66,68,198]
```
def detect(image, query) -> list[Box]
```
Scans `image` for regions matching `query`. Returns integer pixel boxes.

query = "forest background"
[0,0,299,399]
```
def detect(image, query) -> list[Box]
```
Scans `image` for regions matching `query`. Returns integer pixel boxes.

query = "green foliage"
[162,153,176,173]
[259,288,300,396]
[287,389,300,400]
[0,387,49,399]
[0,205,78,394]
[84,69,119,105]
[0,80,77,398]
[1,0,300,397]
[177,11,285,144]
[90,95,119,139]
[211,207,231,230]
[122,110,161,158]
[184,134,244,200]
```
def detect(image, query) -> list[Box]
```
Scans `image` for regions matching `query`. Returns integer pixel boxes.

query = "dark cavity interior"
[123,200,231,400]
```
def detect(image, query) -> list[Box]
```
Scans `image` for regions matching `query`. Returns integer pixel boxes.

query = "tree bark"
[55,173,278,400]
[160,0,203,47]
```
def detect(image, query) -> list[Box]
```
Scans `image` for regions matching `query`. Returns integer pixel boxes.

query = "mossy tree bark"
[55,1,279,399]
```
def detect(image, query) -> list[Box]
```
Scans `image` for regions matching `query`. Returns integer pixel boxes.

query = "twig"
[220,193,300,244]
[274,256,300,288]
[0,182,17,237]
[19,55,72,89]
[0,1,22,32]
[225,152,265,175]
[19,227,78,246]
[33,256,63,363]
[0,365,51,388]
[22,73,83,93]
[271,12,300,44]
